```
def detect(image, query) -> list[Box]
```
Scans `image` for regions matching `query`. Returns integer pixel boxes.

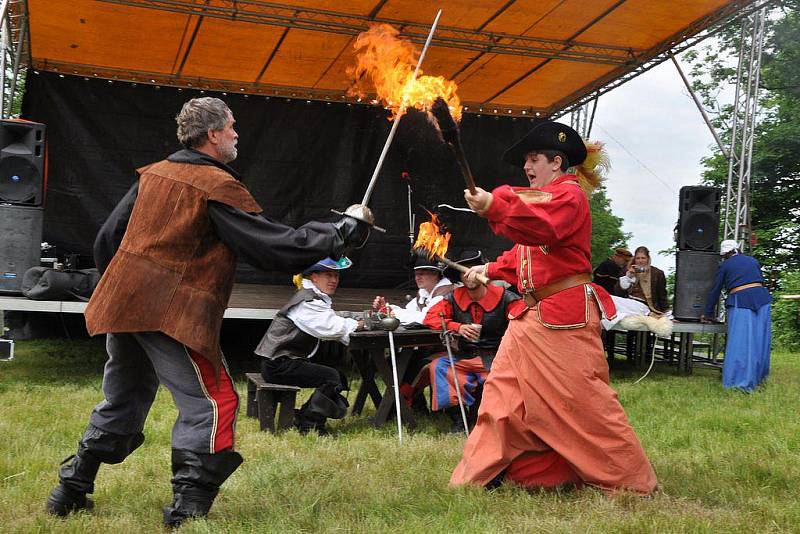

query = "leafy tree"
[589,185,630,268]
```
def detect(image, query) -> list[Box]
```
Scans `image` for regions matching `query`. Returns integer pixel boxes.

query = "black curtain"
[22,72,534,288]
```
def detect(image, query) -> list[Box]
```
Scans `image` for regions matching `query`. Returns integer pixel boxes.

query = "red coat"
[483,174,616,328]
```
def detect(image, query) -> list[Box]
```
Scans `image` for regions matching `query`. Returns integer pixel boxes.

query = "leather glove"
[334,216,371,251]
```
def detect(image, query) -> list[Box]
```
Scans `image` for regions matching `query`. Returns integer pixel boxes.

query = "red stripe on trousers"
[188,350,238,452]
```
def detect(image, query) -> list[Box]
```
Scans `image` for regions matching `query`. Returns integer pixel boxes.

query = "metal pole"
[0,0,10,119]
[670,55,729,158]
[723,22,747,241]
[7,14,25,117]
[360,9,442,206]
[386,329,403,444]
[440,314,469,437]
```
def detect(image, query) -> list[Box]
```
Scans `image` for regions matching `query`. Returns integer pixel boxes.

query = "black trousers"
[260,357,348,392]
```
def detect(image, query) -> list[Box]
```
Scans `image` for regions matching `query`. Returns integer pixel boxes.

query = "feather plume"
[574,140,610,194]
[292,273,304,290]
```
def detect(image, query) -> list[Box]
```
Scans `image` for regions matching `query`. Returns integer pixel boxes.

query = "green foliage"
[589,185,630,267]
[1,341,799,532]
[773,270,800,350]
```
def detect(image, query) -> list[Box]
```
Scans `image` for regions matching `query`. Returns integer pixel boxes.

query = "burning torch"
[413,212,490,285]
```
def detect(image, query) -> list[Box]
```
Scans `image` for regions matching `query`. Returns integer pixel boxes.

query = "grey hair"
[175,97,231,149]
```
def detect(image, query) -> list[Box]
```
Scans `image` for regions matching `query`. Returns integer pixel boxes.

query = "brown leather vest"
[84,160,262,370]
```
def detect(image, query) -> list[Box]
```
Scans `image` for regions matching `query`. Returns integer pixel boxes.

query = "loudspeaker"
[0,119,46,206]
[0,205,43,294]
[673,250,719,321]
[677,186,720,252]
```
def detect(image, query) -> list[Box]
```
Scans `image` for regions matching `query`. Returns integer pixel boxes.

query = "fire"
[348,24,462,122]
[414,211,451,259]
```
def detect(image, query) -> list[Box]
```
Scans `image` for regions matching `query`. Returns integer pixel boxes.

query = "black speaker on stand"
[673,186,721,321]
[0,119,46,294]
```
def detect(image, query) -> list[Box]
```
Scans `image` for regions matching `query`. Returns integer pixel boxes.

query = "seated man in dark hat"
[592,248,632,295]
[254,256,363,434]
[372,252,454,325]
[420,250,523,432]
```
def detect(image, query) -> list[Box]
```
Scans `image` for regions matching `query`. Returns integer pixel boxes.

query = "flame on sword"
[348,24,462,122]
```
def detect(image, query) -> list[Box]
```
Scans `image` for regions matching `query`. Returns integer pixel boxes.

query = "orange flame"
[348,24,462,122]
[414,211,451,259]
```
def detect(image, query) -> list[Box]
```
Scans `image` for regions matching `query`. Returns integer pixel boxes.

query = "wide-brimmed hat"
[502,121,587,168]
[413,253,445,273]
[614,248,632,258]
[302,256,352,276]
[447,249,486,280]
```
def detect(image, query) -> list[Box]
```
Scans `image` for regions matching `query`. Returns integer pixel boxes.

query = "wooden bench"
[245,373,301,433]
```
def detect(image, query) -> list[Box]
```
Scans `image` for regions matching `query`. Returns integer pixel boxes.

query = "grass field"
[1,339,798,533]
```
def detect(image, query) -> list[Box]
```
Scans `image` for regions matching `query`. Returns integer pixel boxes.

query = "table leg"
[678,333,694,375]
[350,349,381,416]
[371,347,416,429]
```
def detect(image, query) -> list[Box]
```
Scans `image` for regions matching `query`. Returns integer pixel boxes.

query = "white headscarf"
[720,240,739,255]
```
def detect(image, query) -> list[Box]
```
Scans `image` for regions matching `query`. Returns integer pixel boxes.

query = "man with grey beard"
[46,97,369,527]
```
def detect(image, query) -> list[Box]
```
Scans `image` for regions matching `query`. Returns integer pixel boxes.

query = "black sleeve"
[93,181,139,274]
[208,201,346,273]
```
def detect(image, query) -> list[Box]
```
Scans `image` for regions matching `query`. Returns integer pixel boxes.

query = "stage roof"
[18,0,765,117]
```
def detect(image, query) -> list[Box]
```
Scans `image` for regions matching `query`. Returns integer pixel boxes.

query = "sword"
[331,10,442,233]
[382,302,403,445]
[440,312,469,437]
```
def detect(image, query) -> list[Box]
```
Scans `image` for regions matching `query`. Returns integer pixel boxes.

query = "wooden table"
[348,328,444,428]
[608,321,727,374]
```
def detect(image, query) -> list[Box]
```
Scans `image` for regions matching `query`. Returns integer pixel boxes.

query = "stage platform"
[0,284,412,320]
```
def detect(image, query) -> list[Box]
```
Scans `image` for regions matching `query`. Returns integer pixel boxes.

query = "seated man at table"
[420,250,523,432]
[372,252,454,325]
[254,256,363,434]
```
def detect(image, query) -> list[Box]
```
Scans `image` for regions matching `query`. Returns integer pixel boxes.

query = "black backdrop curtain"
[21,72,535,288]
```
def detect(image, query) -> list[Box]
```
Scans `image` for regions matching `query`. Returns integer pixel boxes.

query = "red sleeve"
[486,246,518,286]
[423,299,460,332]
[483,184,587,246]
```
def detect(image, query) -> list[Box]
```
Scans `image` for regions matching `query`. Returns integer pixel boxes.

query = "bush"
[773,270,800,351]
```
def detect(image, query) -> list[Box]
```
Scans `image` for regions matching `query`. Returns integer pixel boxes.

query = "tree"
[589,185,630,268]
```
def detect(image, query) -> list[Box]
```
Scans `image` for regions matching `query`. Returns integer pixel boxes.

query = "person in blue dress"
[701,239,772,392]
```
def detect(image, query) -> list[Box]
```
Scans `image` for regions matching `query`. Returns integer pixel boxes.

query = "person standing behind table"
[372,253,454,325]
[421,250,523,433]
[701,240,772,392]
[453,121,657,495]
[617,246,669,315]
[45,97,370,527]
[255,256,364,435]
[592,248,632,295]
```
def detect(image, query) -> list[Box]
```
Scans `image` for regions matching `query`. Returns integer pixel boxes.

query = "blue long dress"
[704,253,772,392]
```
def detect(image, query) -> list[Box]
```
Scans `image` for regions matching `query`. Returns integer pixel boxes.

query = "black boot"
[163,448,243,528]
[296,384,348,435]
[445,407,467,434]
[46,424,144,516]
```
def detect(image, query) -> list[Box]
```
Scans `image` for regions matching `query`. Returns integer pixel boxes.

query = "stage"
[0,283,412,320]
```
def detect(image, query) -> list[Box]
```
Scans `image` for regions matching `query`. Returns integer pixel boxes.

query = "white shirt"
[285,279,360,358]
[389,277,453,325]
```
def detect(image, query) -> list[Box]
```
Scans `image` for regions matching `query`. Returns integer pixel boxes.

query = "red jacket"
[483,174,616,328]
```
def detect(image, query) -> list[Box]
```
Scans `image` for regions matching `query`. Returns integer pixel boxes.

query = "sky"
[556,55,722,274]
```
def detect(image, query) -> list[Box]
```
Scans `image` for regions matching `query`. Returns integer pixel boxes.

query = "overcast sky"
[557,54,721,273]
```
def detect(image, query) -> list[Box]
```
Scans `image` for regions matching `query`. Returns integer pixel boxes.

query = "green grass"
[1,340,798,533]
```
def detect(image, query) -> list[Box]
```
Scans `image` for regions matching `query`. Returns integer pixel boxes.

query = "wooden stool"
[245,373,300,433]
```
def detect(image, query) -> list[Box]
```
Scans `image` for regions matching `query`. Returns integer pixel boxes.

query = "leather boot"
[163,448,243,528]
[46,424,144,516]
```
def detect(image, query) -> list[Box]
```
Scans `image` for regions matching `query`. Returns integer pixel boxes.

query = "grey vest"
[255,288,322,360]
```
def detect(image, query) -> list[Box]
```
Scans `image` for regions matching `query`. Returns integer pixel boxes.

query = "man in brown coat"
[46,97,368,527]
